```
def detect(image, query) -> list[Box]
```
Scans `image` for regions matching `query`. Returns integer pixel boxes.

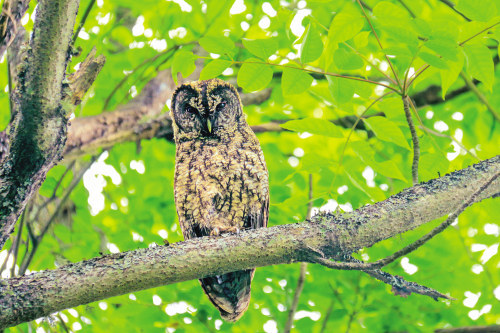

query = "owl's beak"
[206,118,212,134]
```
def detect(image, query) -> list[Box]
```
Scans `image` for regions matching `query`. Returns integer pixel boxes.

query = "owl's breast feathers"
[174,125,268,238]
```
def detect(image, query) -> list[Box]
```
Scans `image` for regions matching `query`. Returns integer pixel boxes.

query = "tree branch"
[403,96,420,185]
[0,156,498,328]
[0,0,30,58]
[435,325,500,333]
[0,0,81,250]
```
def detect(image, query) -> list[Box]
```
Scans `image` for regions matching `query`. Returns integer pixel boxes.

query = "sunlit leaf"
[364,116,411,150]
[327,76,354,104]
[199,36,235,55]
[333,47,364,70]
[171,50,197,84]
[280,118,343,138]
[463,43,494,90]
[456,0,498,21]
[440,52,465,99]
[328,12,364,44]
[199,59,232,80]
[281,67,313,95]
[300,24,323,63]
[418,51,449,70]
[242,38,279,59]
[237,59,273,92]
[350,141,407,181]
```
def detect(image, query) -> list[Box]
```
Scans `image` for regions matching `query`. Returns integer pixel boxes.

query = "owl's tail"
[200,268,255,322]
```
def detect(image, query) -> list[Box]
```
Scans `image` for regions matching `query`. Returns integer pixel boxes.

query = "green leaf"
[199,59,232,80]
[333,47,364,70]
[418,51,449,69]
[110,26,134,45]
[350,141,406,181]
[280,118,343,138]
[328,12,364,44]
[364,116,411,150]
[377,97,405,122]
[425,38,459,61]
[456,0,498,21]
[327,76,354,104]
[373,1,411,21]
[281,67,313,95]
[242,38,279,59]
[199,36,235,54]
[353,31,370,48]
[300,24,324,63]
[171,50,197,84]
[463,44,494,90]
[440,52,465,99]
[237,59,273,92]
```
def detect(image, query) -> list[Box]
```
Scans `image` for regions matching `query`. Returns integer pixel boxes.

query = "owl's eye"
[215,101,227,112]
[184,105,197,114]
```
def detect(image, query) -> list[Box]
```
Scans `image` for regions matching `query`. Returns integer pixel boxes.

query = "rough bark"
[0,156,498,329]
[0,0,80,250]
[0,0,30,58]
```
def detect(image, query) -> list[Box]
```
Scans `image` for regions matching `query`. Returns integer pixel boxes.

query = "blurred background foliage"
[0,0,499,332]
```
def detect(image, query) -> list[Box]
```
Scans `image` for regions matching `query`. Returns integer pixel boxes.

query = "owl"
[170,78,269,322]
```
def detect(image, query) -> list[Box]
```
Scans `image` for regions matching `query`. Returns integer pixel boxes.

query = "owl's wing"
[243,192,268,230]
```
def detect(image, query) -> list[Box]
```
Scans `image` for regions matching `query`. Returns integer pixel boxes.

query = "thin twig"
[340,92,395,167]
[408,20,500,87]
[57,314,70,333]
[9,209,25,277]
[459,72,500,122]
[19,159,95,275]
[312,172,499,300]
[284,262,307,333]
[313,171,499,272]
[72,0,96,44]
[0,209,25,276]
[229,59,399,92]
[102,48,177,110]
[284,174,314,333]
[319,298,335,333]
[420,125,479,161]
[355,0,402,90]
[397,0,415,18]
[438,0,471,21]
[306,174,313,220]
[403,96,420,185]
[342,41,397,86]
[31,161,76,224]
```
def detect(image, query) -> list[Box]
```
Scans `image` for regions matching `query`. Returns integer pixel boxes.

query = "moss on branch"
[0,0,81,249]
[0,156,498,328]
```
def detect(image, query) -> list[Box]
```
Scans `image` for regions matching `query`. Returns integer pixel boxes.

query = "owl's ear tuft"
[171,84,198,114]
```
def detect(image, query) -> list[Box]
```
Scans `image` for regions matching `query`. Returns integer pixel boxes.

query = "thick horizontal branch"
[0,156,498,328]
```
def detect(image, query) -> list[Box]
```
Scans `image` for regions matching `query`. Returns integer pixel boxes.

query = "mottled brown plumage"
[170,79,269,322]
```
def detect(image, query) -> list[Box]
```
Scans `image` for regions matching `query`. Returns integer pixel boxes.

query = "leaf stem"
[403,96,420,185]
[230,59,399,92]
[72,0,96,45]
[355,0,402,90]
[284,174,313,333]
[459,71,500,122]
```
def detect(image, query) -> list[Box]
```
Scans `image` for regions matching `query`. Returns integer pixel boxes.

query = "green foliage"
[1,0,499,332]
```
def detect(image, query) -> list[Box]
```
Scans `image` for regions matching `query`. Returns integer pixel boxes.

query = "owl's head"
[170,78,244,142]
